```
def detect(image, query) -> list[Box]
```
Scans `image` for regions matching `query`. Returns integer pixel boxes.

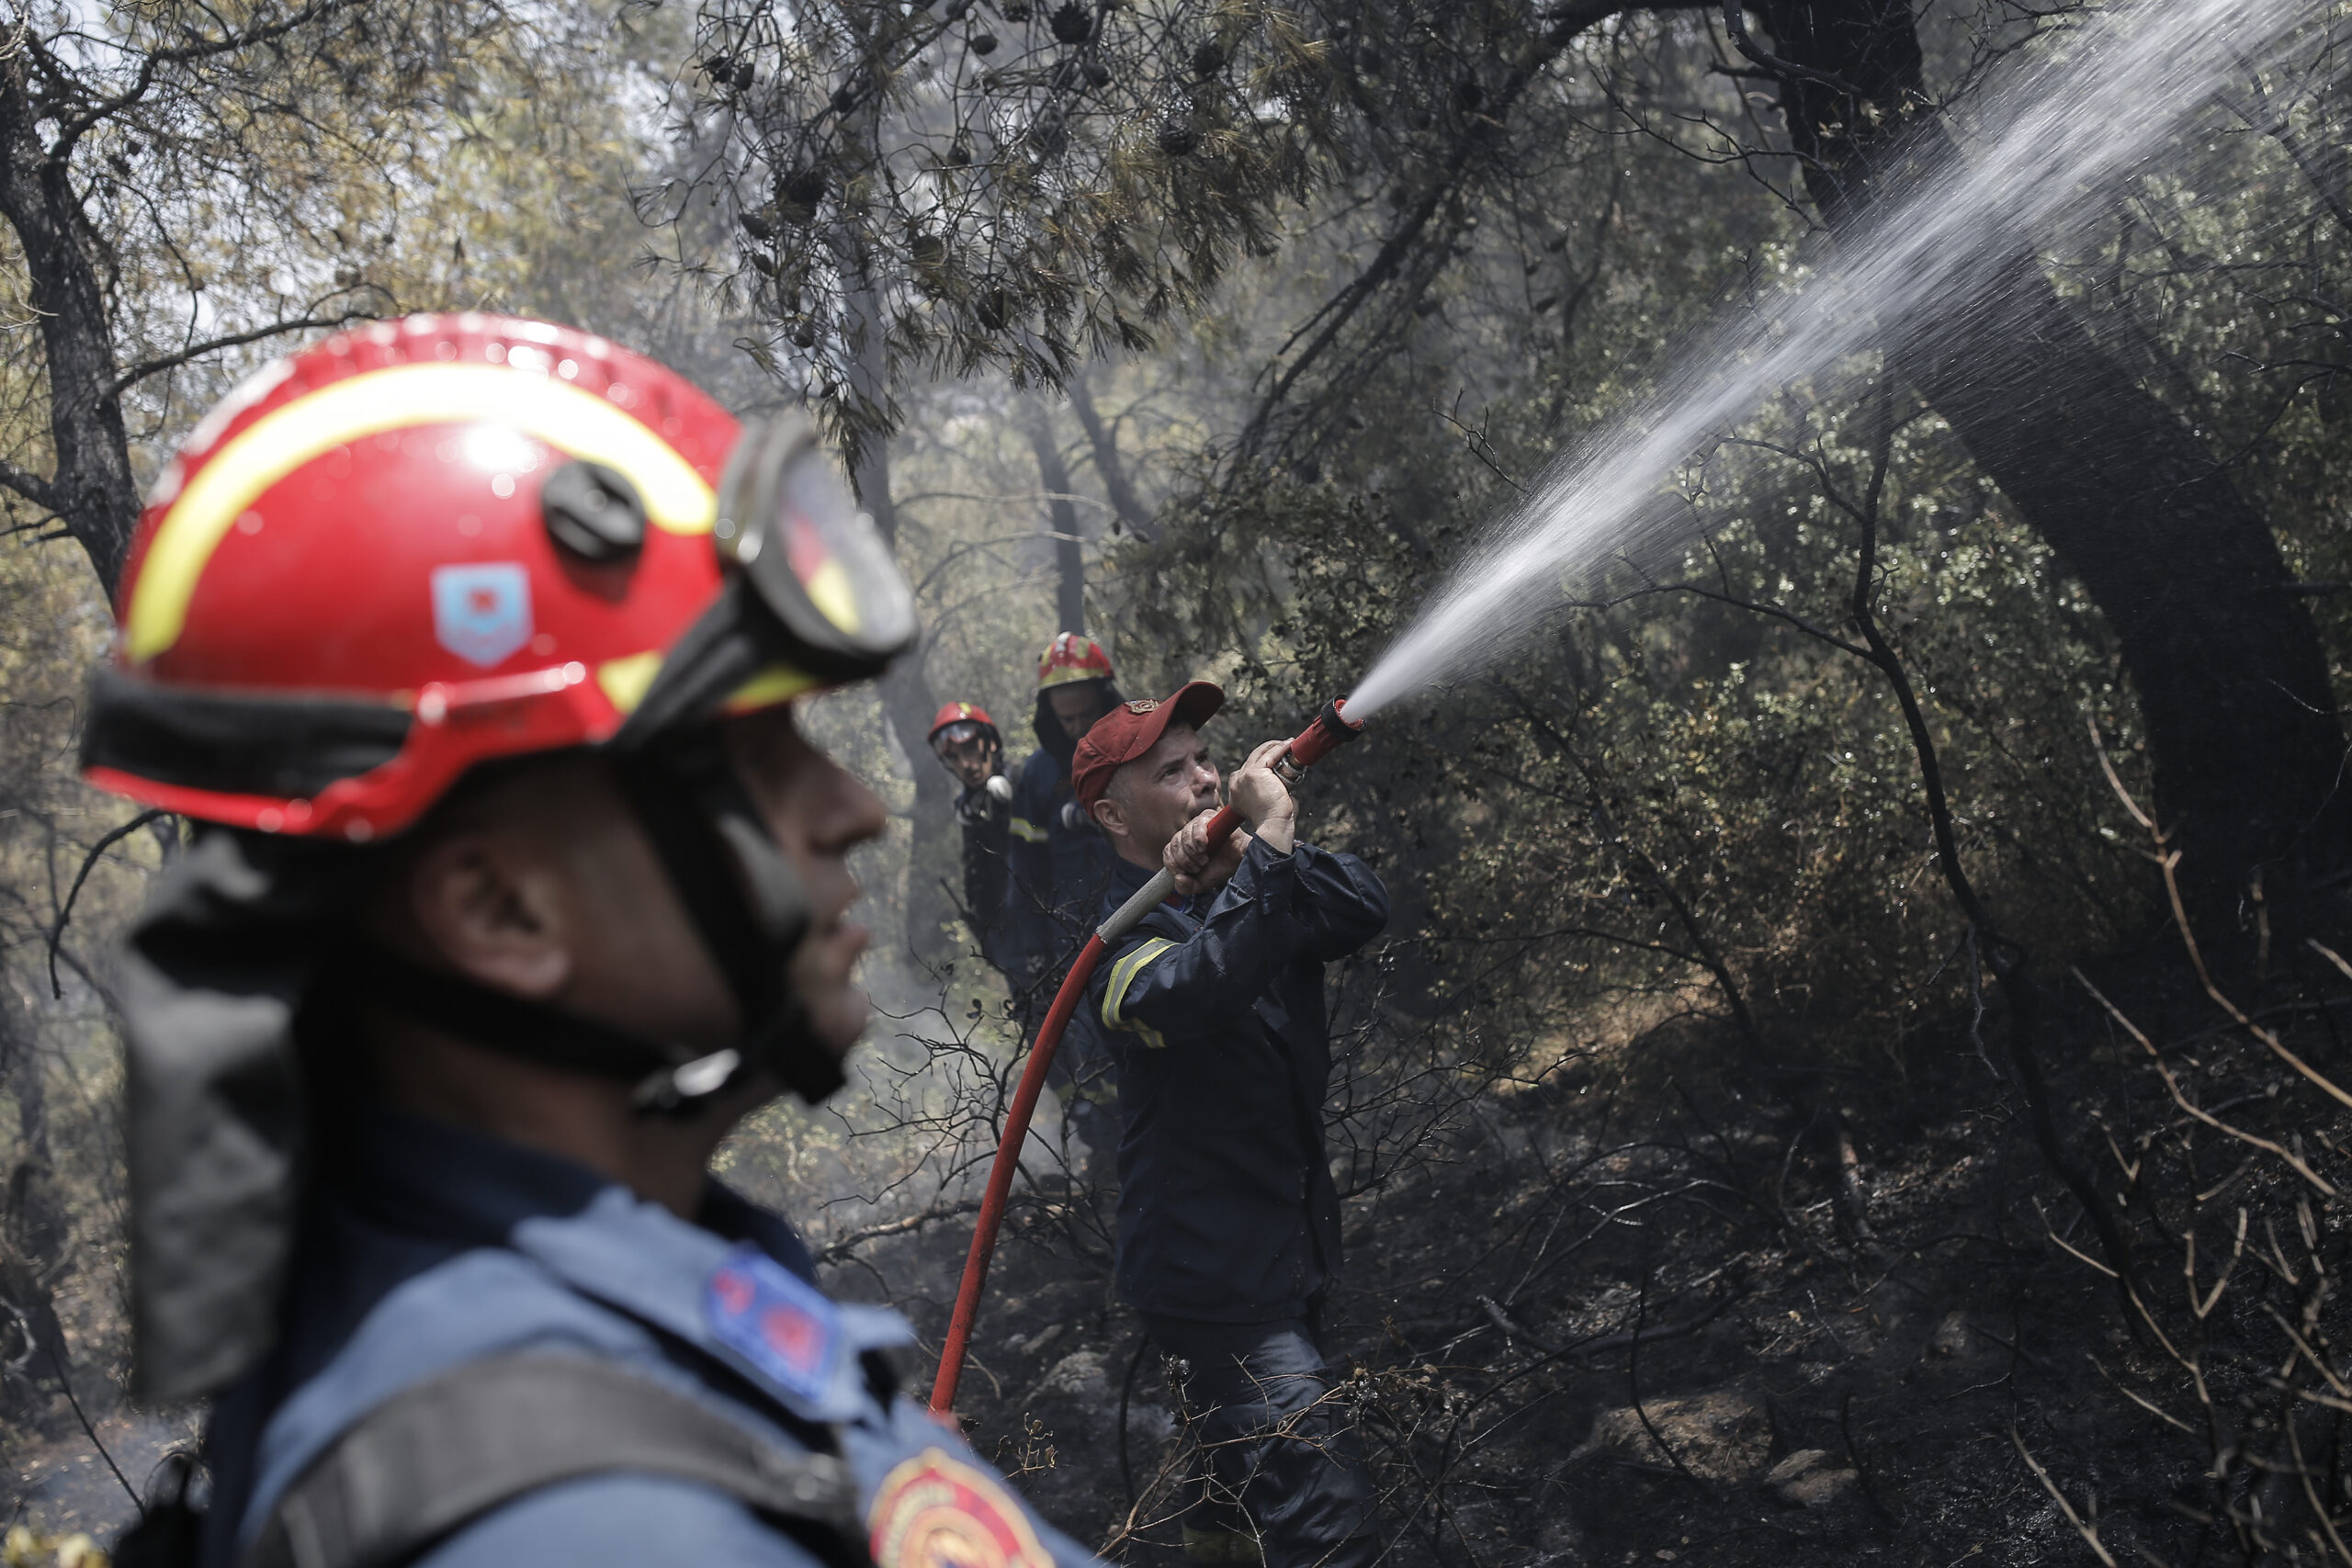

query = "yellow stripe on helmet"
[126,363,719,663]
[594,650,666,715]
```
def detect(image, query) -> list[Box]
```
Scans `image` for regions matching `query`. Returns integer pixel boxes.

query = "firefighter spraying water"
[934,687,1385,1565]
[932,696,1366,1414]
[927,0,2327,1442]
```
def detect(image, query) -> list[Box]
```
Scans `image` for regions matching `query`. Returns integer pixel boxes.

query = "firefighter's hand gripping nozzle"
[929,696,1366,1413]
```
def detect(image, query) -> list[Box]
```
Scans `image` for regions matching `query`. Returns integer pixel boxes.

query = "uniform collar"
[337,1107,813,1274]
[335,1106,609,1248]
[332,1108,905,1420]
[510,1187,910,1424]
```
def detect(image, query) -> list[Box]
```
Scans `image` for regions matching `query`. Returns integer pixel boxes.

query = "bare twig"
[47,807,164,998]
[2013,1427,2120,1568]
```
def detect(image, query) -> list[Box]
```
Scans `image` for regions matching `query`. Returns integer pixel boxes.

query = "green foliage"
[672,0,1344,406]
[654,0,1738,464]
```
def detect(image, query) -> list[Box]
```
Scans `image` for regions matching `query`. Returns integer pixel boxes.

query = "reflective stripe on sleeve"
[1100,937,1174,1049]
[1009,817,1048,843]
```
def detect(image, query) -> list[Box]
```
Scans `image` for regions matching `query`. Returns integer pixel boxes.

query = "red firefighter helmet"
[83,314,916,840]
[926,700,999,745]
[1035,632,1113,690]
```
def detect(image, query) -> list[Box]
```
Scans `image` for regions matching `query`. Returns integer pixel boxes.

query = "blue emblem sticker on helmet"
[705,1244,842,1407]
[430,562,533,668]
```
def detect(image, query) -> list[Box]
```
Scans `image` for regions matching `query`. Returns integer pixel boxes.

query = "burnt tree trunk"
[1022,400,1087,636]
[840,267,956,954]
[1066,377,1154,540]
[1747,0,2347,920]
[854,423,959,957]
[0,52,142,593]
[1,1004,74,1420]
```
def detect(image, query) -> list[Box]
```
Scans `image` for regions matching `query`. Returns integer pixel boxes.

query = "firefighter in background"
[926,700,1015,976]
[86,316,1102,1568]
[1006,633,1123,1163]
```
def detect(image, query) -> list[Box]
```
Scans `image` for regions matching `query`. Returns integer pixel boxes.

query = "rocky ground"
[908,938,2341,1567]
[922,1086,2138,1566]
[8,933,2340,1568]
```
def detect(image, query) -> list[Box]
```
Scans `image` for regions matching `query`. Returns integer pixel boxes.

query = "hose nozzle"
[1272,697,1364,786]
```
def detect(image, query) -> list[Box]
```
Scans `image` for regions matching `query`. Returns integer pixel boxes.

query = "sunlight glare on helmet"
[461,423,541,476]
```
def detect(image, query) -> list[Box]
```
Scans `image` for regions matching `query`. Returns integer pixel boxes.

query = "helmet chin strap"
[353,729,843,1115]
[611,727,844,1110]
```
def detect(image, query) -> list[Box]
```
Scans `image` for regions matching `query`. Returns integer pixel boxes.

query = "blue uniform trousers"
[1141,1312,1379,1568]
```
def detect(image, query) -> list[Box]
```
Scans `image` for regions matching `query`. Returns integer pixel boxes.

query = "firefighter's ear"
[1091,794,1127,840]
[401,829,573,1000]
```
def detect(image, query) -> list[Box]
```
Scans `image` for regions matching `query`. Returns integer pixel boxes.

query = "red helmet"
[1035,632,1113,690]
[83,314,916,840]
[927,700,999,745]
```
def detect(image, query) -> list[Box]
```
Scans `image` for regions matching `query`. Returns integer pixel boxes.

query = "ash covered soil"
[8,944,2322,1568]
[853,953,2283,1568]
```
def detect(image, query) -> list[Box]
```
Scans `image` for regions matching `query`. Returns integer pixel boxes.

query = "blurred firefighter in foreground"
[85,315,1102,1568]
[1008,632,1122,1166]
[926,700,1016,976]
[1075,686,1389,1568]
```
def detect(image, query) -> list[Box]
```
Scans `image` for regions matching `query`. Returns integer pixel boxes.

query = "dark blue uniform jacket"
[955,778,1018,977]
[1006,749,1117,997]
[1088,839,1388,1322]
[198,1107,1099,1567]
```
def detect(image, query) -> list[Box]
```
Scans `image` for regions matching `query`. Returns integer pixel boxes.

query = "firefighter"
[1072,685,1389,1568]
[87,316,1102,1568]
[1005,633,1122,1164]
[926,701,1016,976]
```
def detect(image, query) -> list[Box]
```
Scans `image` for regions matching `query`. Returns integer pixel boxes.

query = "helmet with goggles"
[87,313,914,839]
[89,314,920,1114]
[927,700,1000,750]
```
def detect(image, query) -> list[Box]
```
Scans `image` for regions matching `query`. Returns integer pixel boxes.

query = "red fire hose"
[929,697,1365,1412]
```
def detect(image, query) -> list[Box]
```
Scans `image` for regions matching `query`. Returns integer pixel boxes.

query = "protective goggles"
[616,412,921,747]
[931,720,992,752]
[716,414,918,677]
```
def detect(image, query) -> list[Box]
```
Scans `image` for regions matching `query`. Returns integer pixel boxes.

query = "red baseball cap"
[1072,681,1224,811]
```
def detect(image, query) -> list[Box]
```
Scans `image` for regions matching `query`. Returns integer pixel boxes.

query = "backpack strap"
[239,1353,865,1568]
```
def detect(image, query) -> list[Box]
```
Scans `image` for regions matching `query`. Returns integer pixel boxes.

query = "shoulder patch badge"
[430,562,533,668]
[704,1244,842,1406]
[868,1448,1054,1568]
